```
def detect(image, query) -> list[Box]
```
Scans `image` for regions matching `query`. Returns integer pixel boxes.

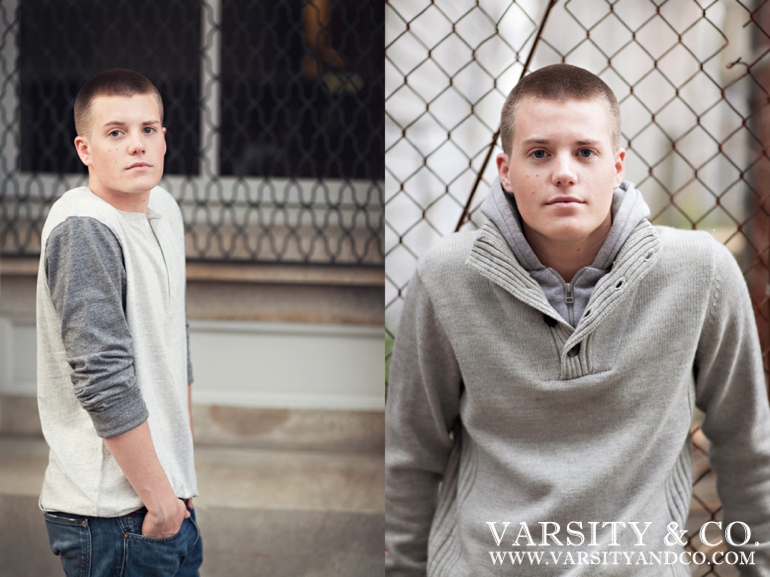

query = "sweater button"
[567,343,581,357]
[543,314,557,328]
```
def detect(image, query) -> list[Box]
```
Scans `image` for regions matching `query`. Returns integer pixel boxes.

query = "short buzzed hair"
[500,64,620,155]
[74,69,163,137]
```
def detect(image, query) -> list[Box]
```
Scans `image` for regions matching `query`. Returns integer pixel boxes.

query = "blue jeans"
[44,504,202,577]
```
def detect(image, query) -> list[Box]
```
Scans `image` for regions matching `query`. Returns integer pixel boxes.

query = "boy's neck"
[523,217,612,282]
[89,183,151,214]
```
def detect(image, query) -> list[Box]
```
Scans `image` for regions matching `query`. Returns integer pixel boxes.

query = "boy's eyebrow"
[101,119,161,128]
[519,137,603,147]
[575,138,602,146]
[520,137,550,146]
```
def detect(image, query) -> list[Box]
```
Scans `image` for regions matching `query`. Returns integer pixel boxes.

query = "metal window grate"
[0,0,384,267]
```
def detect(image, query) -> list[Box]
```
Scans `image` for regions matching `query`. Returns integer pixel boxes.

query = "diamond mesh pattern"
[0,0,384,266]
[386,1,770,573]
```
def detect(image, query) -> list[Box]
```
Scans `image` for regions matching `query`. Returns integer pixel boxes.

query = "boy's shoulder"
[654,223,715,246]
[653,224,734,266]
[43,186,110,237]
[148,186,181,216]
[414,223,739,288]
[43,186,180,242]
[416,228,481,279]
[652,225,745,295]
[46,185,176,221]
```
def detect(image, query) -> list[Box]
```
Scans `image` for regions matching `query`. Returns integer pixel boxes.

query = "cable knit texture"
[386,219,770,576]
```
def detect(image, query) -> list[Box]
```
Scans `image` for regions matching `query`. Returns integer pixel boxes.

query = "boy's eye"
[109,130,121,137]
[532,150,547,159]
[143,127,154,134]
[578,149,594,158]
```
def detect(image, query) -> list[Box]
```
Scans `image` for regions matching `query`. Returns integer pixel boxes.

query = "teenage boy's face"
[75,93,166,208]
[496,97,625,246]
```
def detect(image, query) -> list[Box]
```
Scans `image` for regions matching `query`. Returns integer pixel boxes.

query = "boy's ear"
[74,136,91,167]
[613,148,626,189]
[496,152,513,193]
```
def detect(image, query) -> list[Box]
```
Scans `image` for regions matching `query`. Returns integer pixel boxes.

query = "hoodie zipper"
[550,267,587,327]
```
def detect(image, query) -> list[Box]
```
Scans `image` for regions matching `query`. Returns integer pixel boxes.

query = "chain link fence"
[0,0,384,267]
[386,0,770,574]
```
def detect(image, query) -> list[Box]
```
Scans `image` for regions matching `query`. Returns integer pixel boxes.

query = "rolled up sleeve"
[45,216,149,438]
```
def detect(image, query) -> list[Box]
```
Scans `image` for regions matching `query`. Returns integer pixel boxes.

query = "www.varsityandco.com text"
[486,521,757,568]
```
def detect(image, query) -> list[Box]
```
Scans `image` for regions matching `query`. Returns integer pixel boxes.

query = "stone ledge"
[0,256,383,286]
[187,260,383,287]
[0,260,384,325]
[0,395,384,454]
[0,257,38,276]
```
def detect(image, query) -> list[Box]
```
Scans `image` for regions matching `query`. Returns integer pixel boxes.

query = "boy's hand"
[103,421,190,538]
[142,497,190,538]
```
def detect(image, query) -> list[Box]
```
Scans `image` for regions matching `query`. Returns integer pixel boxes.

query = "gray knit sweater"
[385,219,770,575]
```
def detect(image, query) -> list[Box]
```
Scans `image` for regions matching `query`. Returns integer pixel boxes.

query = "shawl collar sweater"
[481,178,651,327]
[386,216,770,575]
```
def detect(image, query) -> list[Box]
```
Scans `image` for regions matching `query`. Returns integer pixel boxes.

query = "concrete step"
[0,436,384,577]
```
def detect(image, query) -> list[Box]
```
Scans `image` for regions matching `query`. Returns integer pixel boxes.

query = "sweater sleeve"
[45,216,149,438]
[385,268,463,576]
[694,241,770,575]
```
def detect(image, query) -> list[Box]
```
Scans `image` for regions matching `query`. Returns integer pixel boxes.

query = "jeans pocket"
[121,507,185,542]
[187,508,201,547]
[122,515,189,577]
[43,512,91,577]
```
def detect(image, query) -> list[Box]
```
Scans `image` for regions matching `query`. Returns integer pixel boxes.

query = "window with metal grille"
[1,0,384,266]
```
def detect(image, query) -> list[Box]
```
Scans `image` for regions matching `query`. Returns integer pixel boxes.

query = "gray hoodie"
[481,178,651,326]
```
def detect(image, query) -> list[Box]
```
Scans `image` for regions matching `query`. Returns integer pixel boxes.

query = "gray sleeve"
[694,242,770,575]
[45,216,149,438]
[385,269,462,576]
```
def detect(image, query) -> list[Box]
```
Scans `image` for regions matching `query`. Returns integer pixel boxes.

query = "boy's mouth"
[546,196,583,205]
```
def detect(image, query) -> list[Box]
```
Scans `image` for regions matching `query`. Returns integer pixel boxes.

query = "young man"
[36,69,201,576]
[385,64,770,576]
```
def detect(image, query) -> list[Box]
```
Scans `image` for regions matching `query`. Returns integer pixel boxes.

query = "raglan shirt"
[36,186,198,517]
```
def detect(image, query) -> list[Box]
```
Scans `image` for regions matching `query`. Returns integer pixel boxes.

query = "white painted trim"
[0,315,36,397]
[0,314,386,410]
[189,318,382,338]
[0,380,37,397]
[188,318,385,411]
[201,0,222,177]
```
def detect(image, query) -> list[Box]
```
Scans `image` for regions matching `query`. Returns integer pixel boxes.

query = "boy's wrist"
[143,486,179,514]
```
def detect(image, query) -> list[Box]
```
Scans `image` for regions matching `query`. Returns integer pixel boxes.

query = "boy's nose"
[127,133,145,154]
[551,154,576,186]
